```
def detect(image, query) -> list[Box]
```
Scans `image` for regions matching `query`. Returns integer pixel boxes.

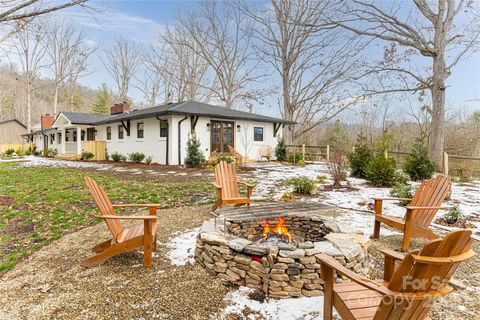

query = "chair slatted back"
[214,161,239,199]
[373,230,473,320]
[408,175,451,228]
[85,177,123,241]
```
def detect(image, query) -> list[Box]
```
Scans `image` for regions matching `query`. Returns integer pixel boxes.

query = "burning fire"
[261,216,292,243]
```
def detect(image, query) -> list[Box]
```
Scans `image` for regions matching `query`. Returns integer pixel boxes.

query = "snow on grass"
[245,162,480,236]
[245,162,329,200]
[167,228,199,266]
[448,180,480,217]
[222,286,325,320]
[21,156,111,169]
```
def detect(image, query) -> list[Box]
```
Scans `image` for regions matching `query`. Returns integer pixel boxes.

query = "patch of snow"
[167,228,199,266]
[21,156,111,169]
[245,162,480,236]
[221,286,326,320]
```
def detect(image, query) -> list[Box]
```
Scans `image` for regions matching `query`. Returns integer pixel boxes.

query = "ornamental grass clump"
[443,205,464,224]
[80,151,94,161]
[390,183,415,206]
[110,152,124,162]
[128,152,146,163]
[284,176,317,194]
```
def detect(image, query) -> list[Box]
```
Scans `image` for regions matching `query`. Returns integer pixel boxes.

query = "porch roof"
[59,112,111,125]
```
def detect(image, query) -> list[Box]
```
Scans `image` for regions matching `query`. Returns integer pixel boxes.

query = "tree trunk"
[70,79,76,111]
[26,81,32,132]
[429,29,447,172]
[53,83,59,115]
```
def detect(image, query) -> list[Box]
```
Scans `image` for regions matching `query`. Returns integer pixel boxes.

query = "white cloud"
[57,6,163,45]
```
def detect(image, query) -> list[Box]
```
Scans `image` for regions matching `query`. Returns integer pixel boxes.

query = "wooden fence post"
[443,151,449,176]
[302,144,305,161]
[326,145,330,162]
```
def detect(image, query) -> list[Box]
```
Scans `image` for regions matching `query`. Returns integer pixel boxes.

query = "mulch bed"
[0,196,14,206]
[434,217,476,229]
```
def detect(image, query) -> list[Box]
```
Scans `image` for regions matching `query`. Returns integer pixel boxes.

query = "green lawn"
[0,163,214,273]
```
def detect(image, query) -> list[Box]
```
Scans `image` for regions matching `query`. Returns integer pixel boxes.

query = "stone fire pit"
[195,203,370,299]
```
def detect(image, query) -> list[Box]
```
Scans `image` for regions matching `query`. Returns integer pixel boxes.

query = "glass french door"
[210,121,234,155]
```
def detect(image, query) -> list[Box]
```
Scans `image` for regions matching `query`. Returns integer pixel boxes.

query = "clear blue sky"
[56,0,479,118]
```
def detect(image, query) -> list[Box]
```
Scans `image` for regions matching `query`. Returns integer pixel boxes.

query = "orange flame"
[261,220,271,240]
[261,216,292,243]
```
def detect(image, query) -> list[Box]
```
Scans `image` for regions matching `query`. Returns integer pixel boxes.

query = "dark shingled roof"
[93,101,294,125]
[0,119,27,128]
[61,112,112,125]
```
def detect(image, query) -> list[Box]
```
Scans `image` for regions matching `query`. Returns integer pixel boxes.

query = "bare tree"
[45,19,89,115]
[103,37,141,102]
[8,21,47,131]
[0,0,87,23]
[176,1,265,109]
[333,0,480,170]
[241,0,367,144]
[67,43,95,111]
[160,25,213,103]
[133,49,164,107]
[0,1,89,45]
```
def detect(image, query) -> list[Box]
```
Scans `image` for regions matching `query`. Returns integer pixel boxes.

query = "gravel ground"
[0,204,478,320]
[0,205,229,320]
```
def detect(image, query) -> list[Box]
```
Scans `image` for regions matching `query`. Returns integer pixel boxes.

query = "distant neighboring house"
[0,119,27,144]
[26,101,292,164]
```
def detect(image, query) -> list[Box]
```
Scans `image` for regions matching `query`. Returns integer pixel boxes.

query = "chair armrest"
[211,182,222,189]
[317,254,454,300]
[95,215,157,220]
[112,204,161,208]
[381,249,407,261]
[238,181,255,188]
[317,254,393,296]
[405,205,448,211]
[373,197,412,201]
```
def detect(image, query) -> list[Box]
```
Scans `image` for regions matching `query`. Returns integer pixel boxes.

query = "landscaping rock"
[227,238,252,252]
[313,241,342,256]
[279,249,305,259]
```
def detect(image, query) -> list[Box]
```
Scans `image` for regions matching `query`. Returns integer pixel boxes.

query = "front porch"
[53,113,106,160]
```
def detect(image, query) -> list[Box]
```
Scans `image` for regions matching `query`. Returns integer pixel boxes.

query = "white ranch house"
[26,101,292,164]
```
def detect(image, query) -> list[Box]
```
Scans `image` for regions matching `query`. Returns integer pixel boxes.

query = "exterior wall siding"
[0,121,27,144]
[28,115,283,165]
[96,116,170,164]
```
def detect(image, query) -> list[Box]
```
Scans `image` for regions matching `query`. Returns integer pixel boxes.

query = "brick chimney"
[41,114,55,130]
[111,102,130,115]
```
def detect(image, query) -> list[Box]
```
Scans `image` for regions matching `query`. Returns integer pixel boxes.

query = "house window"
[73,130,77,142]
[57,133,61,142]
[65,131,69,142]
[160,120,168,137]
[106,127,111,140]
[254,127,264,142]
[81,130,85,141]
[137,122,144,139]
[118,125,124,140]
[50,134,54,144]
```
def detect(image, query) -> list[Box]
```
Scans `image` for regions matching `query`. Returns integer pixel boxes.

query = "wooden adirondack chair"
[318,230,475,320]
[83,176,159,268]
[373,174,451,251]
[212,161,254,210]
